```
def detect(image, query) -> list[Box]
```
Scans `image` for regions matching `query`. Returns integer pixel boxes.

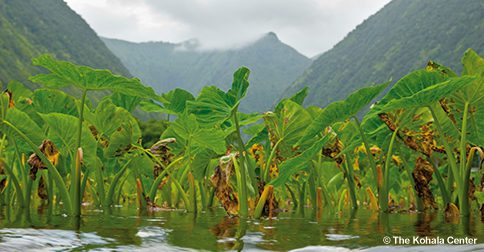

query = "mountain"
[283,0,484,107]
[0,0,130,88]
[103,32,311,112]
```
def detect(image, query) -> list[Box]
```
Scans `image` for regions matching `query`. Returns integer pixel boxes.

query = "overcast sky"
[64,0,391,57]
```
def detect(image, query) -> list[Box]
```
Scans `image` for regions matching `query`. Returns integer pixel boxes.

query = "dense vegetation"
[0,50,482,225]
[0,0,130,88]
[283,0,484,107]
[103,33,311,112]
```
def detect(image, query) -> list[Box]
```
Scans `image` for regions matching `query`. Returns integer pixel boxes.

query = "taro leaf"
[3,108,44,151]
[271,134,331,187]
[298,82,388,145]
[6,81,32,110]
[265,99,311,157]
[381,76,475,112]
[39,113,97,168]
[87,99,139,139]
[227,67,250,105]
[187,86,233,127]
[159,88,195,114]
[110,93,142,112]
[162,113,226,155]
[129,153,154,179]
[30,54,156,98]
[104,119,142,157]
[138,100,170,114]
[223,112,263,137]
[187,67,250,127]
[452,48,484,146]
[362,66,453,136]
[191,149,216,180]
[275,87,308,112]
[32,89,78,116]
[244,124,268,148]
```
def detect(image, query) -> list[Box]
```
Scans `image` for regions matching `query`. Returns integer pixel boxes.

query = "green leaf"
[110,93,142,112]
[32,89,78,116]
[159,88,195,114]
[162,113,226,155]
[454,48,484,146]
[381,76,475,111]
[275,87,308,112]
[3,108,44,151]
[271,134,331,187]
[227,67,250,105]
[265,99,311,157]
[362,66,455,136]
[187,86,232,127]
[299,82,388,145]
[30,54,157,98]
[39,113,97,167]
[187,67,251,127]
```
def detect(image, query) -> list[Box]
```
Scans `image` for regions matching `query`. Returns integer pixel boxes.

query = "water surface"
[0,207,482,251]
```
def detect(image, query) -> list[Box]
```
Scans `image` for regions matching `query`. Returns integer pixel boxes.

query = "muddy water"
[0,206,482,251]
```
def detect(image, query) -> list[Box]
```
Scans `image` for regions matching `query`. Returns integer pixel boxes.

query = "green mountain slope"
[283,0,484,107]
[103,32,311,112]
[0,0,130,87]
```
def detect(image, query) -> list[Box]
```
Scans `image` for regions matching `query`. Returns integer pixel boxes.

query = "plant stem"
[232,109,249,217]
[74,90,88,216]
[254,185,273,218]
[148,157,182,201]
[428,106,461,190]
[381,128,398,212]
[106,160,132,207]
[263,138,283,182]
[353,117,379,193]
[458,102,470,216]
[2,120,72,213]
[344,155,358,209]
[232,155,248,217]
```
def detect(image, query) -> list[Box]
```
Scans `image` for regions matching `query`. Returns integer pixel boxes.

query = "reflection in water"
[414,212,436,236]
[0,206,482,251]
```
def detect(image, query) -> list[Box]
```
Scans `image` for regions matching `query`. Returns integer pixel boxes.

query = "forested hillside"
[0,0,130,88]
[283,0,484,106]
[103,32,311,111]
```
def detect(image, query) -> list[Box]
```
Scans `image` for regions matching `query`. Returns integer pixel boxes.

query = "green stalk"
[74,90,88,216]
[263,138,283,182]
[73,149,82,215]
[286,184,298,209]
[298,181,306,214]
[149,157,183,202]
[141,149,190,210]
[198,181,207,210]
[308,170,317,211]
[232,109,249,217]
[381,128,398,212]
[80,169,89,205]
[254,185,273,218]
[429,106,461,190]
[353,117,379,192]
[2,120,72,213]
[396,148,423,211]
[0,135,24,207]
[458,102,470,216]
[232,155,248,217]
[94,161,105,208]
[344,155,358,209]
[187,172,197,213]
[432,162,450,206]
[106,160,132,207]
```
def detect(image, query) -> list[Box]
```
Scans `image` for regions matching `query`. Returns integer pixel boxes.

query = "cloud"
[65,0,391,57]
